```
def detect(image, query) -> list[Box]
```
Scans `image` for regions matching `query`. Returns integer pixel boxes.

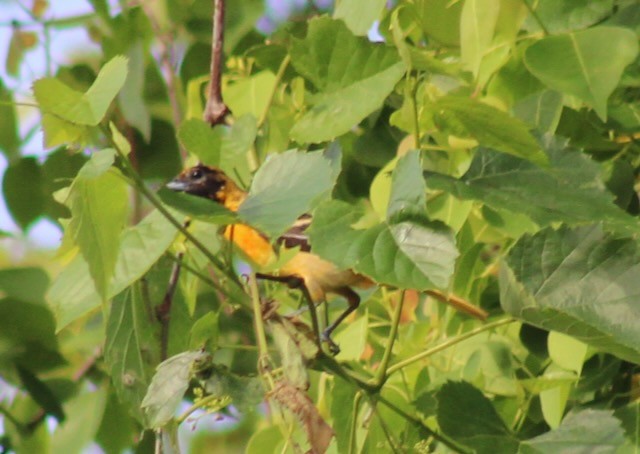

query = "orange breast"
[224,224,276,267]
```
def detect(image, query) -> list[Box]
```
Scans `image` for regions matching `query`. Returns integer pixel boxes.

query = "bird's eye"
[190,169,203,179]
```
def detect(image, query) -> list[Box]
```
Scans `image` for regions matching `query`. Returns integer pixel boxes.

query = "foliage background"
[1,0,640,453]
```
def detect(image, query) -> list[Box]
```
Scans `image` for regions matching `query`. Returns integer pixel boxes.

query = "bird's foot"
[321,330,340,355]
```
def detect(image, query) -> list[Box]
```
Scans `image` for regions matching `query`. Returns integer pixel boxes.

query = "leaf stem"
[249,272,275,387]
[371,290,405,388]
[409,75,421,148]
[375,394,470,454]
[521,0,549,36]
[386,317,516,376]
[258,54,291,128]
[348,391,363,454]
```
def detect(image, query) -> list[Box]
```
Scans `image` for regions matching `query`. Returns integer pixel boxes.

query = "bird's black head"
[166,165,229,203]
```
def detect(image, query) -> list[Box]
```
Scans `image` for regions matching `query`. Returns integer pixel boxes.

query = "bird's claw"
[321,331,340,355]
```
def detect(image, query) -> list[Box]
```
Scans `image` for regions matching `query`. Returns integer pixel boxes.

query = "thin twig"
[156,252,184,360]
[139,1,185,157]
[386,318,516,376]
[203,0,230,126]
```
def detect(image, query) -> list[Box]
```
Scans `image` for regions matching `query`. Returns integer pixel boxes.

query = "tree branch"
[203,0,230,126]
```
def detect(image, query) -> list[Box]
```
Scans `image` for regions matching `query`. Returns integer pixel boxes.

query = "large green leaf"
[333,0,386,36]
[432,95,547,165]
[66,150,128,298]
[177,115,257,176]
[34,55,128,125]
[460,0,500,78]
[0,267,49,305]
[387,150,426,219]
[412,0,462,46]
[427,136,638,234]
[49,208,179,330]
[2,157,46,230]
[436,381,519,454]
[0,298,63,372]
[104,285,159,424]
[501,224,640,363]
[308,200,458,290]
[526,0,615,34]
[520,409,625,453]
[51,388,108,454]
[524,27,638,120]
[238,149,339,237]
[289,17,405,143]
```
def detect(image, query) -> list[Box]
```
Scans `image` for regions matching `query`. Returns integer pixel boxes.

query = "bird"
[166,164,374,354]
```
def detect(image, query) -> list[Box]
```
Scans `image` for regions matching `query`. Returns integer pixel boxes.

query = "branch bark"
[203,0,230,126]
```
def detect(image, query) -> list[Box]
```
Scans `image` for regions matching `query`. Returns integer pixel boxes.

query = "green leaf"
[520,409,625,453]
[432,95,547,165]
[142,350,211,428]
[16,365,65,422]
[308,200,458,290]
[412,0,462,46]
[189,312,219,350]
[289,17,405,143]
[177,115,257,178]
[2,157,46,230]
[527,0,615,34]
[51,387,107,454]
[199,365,264,413]
[387,150,426,219]
[436,381,519,454]
[614,402,640,449]
[66,151,128,298]
[105,285,160,424]
[0,78,19,160]
[331,378,357,453]
[427,136,638,234]
[34,55,128,125]
[333,0,386,36]
[238,149,338,237]
[501,224,640,363]
[333,311,367,361]
[118,43,150,141]
[547,331,588,374]
[460,0,500,77]
[49,208,178,330]
[96,391,136,454]
[0,298,62,371]
[177,118,222,165]
[0,267,48,304]
[513,90,563,133]
[524,27,638,120]
[246,426,284,454]
[157,188,236,224]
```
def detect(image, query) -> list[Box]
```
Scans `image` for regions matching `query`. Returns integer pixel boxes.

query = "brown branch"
[203,0,230,126]
[156,251,184,360]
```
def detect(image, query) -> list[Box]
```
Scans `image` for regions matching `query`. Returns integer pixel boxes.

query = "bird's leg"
[255,273,322,352]
[320,288,361,355]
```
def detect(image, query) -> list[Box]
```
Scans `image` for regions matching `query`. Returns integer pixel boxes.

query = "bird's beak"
[166,179,188,192]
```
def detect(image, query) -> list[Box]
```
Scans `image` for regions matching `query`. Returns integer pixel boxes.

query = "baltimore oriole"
[167,165,487,353]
